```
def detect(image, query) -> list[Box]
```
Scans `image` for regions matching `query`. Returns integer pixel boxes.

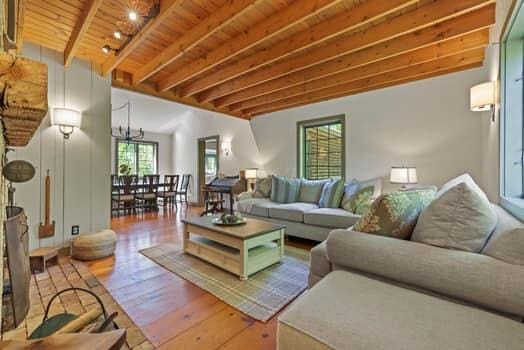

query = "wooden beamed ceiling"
[23,0,495,119]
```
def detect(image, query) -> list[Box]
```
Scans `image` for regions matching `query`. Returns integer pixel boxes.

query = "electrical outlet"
[72,225,80,235]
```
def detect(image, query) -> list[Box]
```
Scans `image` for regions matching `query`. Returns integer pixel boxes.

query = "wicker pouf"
[71,229,117,261]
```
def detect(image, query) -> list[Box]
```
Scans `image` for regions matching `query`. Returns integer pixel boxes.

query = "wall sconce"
[221,141,232,156]
[470,81,497,122]
[52,108,82,139]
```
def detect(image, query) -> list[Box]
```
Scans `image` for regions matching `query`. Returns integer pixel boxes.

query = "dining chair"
[158,175,179,209]
[177,174,191,205]
[110,175,120,216]
[136,175,160,212]
[113,175,138,216]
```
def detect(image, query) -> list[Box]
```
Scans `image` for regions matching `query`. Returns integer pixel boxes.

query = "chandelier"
[111,101,144,142]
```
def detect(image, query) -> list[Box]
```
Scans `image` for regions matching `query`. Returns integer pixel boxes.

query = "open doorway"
[197,135,219,204]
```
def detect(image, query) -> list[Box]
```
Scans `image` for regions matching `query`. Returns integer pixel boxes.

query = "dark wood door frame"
[197,135,219,204]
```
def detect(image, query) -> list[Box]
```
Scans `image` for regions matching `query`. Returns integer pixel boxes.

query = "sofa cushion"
[437,173,488,201]
[250,201,283,217]
[271,176,301,203]
[482,204,524,265]
[304,208,360,228]
[412,183,497,252]
[278,271,524,350]
[318,179,344,208]
[339,179,361,211]
[298,179,328,204]
[326,229,524,318]
[253,176,272,198]
[269,202,318,223]
[353,187,437,239]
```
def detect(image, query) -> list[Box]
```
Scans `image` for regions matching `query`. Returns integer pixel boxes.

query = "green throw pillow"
[253,176,272,198]
[319,179,345,208]
[349,186,374,214]
[353,187,437,239]
[340,180,362,211]
[271,176,301,203]
[299,179,329,203]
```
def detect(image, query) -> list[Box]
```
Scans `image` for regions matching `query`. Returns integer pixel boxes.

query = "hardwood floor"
[87,206,314,349]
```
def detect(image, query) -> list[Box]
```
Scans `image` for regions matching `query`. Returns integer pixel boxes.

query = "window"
[500,0,524,218]
[116,140,158,176]
[297,115,345,180]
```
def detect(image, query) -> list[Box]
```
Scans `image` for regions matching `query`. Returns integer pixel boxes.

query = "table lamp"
[245,168,258,191]
[390,167,417,189]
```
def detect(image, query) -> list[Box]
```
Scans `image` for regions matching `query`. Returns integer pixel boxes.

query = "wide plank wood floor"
[87,206,314,349]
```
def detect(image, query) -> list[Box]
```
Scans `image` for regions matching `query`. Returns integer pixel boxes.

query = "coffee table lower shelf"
[183,223,285,280]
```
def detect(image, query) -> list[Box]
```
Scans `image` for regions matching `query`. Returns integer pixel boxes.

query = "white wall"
[250,67,488,193]
[11,43,111,250]
[172,110,260,202]
[110,130,173,177]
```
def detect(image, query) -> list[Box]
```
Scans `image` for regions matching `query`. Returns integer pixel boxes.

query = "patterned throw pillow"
[349,186,375,214]
[319,179,345,208]
[299,179,329,203]
[353,187,437,239]
[270,176,301,203]
[340,180,362,211]
[253,176,272,198]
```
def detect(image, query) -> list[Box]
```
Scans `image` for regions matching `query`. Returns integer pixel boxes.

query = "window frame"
[115,139,159,177]
[499,0,524,219]
[296,114,346,180]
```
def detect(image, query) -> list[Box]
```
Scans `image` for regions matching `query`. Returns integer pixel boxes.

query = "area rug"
[139,243,309,322]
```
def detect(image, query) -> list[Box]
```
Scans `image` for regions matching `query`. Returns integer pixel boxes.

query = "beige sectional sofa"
[278,175,524,349]
[236,177,380,241]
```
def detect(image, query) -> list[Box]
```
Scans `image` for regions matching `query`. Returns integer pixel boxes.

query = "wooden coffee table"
[182,216,285,280]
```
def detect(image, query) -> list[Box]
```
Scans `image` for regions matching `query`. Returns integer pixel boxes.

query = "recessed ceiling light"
[114,30,122,40]
[102,45,111,54]
[128,10,138,21]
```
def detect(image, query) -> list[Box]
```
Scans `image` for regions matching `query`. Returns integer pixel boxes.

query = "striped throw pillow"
[271,176,302,203]
[319,179,345,208]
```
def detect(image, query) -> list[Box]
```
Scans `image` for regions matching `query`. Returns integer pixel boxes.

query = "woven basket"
[72,230,117,261]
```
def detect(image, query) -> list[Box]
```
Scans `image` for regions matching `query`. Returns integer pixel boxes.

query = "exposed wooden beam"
[202,0,494,104]
[111,71,246,119]
[214,6,495,108]
[229,30,489,111]
[243,50,485,116]
[101,0,179,76]
[157,0,343,92]
[132,0,260,85]
[63,0,104,67]
[179,0,418,98]
[15,0,26,53]
[248,61,483,118]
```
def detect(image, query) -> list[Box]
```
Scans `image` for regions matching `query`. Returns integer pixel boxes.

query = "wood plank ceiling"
[22,0,495,119]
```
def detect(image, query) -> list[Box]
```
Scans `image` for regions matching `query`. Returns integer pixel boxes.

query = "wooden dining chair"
[113,175,138,216]
[158,175,179,209]
[136,175,160,212]
[177,174,191,205]
[110,175,119,216]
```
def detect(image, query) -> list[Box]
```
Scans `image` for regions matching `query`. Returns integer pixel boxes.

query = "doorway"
[197,135,219,204]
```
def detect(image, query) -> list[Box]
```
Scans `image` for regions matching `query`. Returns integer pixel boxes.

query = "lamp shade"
[390,167,417,184]
[52,108,82,128]
[245,168,258,179]
[470,82,496,112]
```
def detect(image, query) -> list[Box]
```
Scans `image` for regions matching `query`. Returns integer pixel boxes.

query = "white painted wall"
[171,110,260,202]
[250,67,488,194]
[11,43,111,250]
[110,130,173,177]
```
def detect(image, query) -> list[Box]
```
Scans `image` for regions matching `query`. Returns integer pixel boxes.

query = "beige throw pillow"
[482,205,524,265]
[411,182,497,252]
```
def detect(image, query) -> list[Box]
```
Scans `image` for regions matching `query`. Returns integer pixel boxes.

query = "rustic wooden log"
[0,51,47,146]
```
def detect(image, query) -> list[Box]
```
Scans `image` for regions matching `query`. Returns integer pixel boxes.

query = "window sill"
[500,196,524,221]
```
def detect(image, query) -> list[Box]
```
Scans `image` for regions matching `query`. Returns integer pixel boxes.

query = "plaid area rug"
[139,243,309,322]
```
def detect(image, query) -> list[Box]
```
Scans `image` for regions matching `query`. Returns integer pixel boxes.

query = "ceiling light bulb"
[102,45,111,54]
[128,10,138,21]
[114,30,122,40]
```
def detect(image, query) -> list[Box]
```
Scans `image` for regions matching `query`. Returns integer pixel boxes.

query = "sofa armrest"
[326,229,524,318]
[237,191,254,201]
